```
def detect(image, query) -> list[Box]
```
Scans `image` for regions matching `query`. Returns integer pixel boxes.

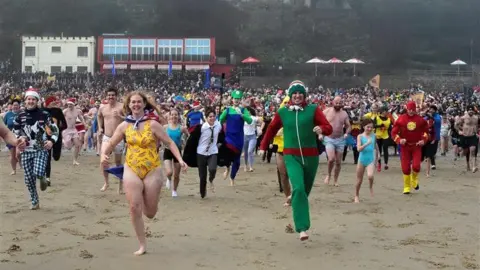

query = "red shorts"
[75,124,86,133]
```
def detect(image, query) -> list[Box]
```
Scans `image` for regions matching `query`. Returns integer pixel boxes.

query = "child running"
[354,118,379,203]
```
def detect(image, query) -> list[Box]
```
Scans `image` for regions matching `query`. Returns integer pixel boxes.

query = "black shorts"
[422,143,436,160]
[451,136,460,146]
[277,152,283,156]
[163,148,180,163]
[462,135,479,149]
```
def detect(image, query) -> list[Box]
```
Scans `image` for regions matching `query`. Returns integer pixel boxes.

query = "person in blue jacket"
[428,105,442,169]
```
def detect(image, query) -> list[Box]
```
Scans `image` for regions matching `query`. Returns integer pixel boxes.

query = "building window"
[25,66,33,72]
[184,39,211,62]
[131,39,155,61]
[65,66,73,73]
[51,46,61,53]
[77,47,88,57]
[77,66,88,73]
[158,39,183,62]
[51,66,61,73]
[25,47,36,57]
[102,39,129,61]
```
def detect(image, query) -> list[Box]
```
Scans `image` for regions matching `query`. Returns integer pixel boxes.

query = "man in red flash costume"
[391,101,429,194]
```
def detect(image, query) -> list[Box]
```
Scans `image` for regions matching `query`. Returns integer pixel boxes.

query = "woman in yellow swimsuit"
[101,91,187,256]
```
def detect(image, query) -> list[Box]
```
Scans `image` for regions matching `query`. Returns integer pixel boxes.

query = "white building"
[21,36,96,73]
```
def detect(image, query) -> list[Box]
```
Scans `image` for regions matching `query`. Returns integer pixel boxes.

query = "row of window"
[102,54,212,62]
[103,46,209,56]
[24,66,88,73]
[104,38,211,48]
[24,46,89,57]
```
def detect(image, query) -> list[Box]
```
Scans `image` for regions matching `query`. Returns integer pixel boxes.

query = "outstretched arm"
[0,122,19,146]
[102,122,126,155]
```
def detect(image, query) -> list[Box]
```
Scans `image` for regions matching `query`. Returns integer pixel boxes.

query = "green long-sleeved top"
[219,106,253,125]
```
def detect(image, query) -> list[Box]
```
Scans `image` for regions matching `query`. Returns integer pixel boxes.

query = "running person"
[354,118,379,203]
[101,91,186,255]
[455,105,479,172]
[164,109,188,197]
[260,80,332,241]
[13,88,60,209]
[3,99,21,175]
[44,96,67,186]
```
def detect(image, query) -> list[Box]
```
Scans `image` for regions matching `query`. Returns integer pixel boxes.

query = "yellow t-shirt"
[273,128,284,153]
[364,112,378,120]
[374,117,391,139]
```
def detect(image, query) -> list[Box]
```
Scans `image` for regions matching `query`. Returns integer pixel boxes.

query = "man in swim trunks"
[321,96,351,186]
[455,105,479,172]
[97,87,125,193]
[63,98,85,166]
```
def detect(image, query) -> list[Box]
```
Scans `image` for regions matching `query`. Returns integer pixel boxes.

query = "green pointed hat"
[231,89,243,99]
[288,80,307,98]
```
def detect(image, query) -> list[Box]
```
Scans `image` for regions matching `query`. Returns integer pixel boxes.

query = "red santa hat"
[44,96,57,107]
[25,86,40,100]
[192,101,201,108]
[67,98,76,105]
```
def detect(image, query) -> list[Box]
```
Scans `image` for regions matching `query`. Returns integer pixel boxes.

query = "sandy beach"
[0,151,479,270]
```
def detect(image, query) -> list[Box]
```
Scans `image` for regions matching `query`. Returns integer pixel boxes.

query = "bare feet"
[230,179,235,186]
[10,171,16,175]
[333,182,339,187]
[299,231,309,241]
[118,183,124,195]
[370,188,374,197]
[244,166,248,172]
[473,167,478,173]
[248,168,254,172]
[73,161,80,166]
[354,196,360,203]
[134,246,146,256]
[283,195,292,207]
[324,176,330,185]
[100,183,109,192]
[426,173,430,178]
[223,170,228,180]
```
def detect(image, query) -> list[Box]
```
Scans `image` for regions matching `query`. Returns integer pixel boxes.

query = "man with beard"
[97,87,125,193]
[455,105,479,172]
[321,96,351,186]
[44,96,67,186]
[219,90,252,186]
[259,80,332,241]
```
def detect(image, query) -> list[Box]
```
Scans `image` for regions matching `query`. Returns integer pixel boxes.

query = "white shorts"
[102,135,125,155]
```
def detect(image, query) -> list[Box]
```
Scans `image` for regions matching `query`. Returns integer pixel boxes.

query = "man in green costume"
[259,80,332,241]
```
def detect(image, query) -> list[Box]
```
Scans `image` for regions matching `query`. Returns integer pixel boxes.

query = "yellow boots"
[403,172,420,194]
[403,174,411,194]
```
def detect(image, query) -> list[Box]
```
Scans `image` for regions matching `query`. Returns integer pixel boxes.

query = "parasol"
[450,59,467,76]
[344,58,365,76]
[306,57,327,76]
[327,58,343,76]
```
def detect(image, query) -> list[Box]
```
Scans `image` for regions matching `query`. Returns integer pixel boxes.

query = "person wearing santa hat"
[186,100,204,133]
[391,101,429,194]
[12,88,59,210]
[44,96,67,186]
[62,98,86,166]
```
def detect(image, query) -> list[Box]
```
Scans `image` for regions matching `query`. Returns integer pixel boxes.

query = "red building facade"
[97,35,216,72]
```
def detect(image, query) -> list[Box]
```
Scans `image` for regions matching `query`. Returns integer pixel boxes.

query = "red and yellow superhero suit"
[391,101,429,194]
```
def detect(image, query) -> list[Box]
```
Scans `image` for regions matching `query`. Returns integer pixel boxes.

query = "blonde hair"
[123,91,161,116]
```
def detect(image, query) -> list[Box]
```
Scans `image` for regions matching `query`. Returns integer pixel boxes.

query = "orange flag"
[369,74,380,89]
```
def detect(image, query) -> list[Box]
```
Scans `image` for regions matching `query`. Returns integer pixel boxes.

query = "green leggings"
[284,155,319,233]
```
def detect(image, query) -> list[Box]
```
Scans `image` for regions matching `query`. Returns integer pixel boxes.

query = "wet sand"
[0,151,479,270]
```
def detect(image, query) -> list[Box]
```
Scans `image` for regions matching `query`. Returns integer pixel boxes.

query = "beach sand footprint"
[79,250,94,259]
[61,228,86,237]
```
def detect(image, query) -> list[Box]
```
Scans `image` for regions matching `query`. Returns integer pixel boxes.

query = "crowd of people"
[0,70,479,255]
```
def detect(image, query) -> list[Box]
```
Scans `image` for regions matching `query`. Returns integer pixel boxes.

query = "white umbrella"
[327,57,343,76]
[345,58,365,76]
[306,57,327,76]
[450,59,467,75]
